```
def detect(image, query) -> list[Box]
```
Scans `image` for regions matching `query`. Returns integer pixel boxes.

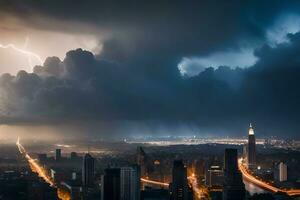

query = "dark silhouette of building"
[101,168,121,200]
[223,148,246,200]
[171,160,189,200]
[247,123,256,169]
[38,153,47,163]
[120,166,141,200]
[61,181,82,200]
[141,187,169,200]
[70,152,78,160]
[55,149,61,161]
[137,147,147,177]
[82,153,95,187]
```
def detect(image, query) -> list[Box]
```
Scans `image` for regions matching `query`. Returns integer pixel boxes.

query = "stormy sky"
[0,0,300,138]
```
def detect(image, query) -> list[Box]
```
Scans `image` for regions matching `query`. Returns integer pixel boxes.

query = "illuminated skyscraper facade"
[279,162,288,182]
[247,123,256,169]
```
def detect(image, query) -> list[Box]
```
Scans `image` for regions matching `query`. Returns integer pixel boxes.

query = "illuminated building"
[275,162,288,182]
[82,153,94,187]
[223,149,245,200]
[171,160,189,200]
[205,166,223,187]
[279,162,288,182]
[247,123,256,169]
[72,172,77,180]
[101,168,121,200]
[120,166,141,200]
[55,149,61,161]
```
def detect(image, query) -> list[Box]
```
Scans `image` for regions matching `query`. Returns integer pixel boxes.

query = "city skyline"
[0,122,296,200]
[0,2,300,199]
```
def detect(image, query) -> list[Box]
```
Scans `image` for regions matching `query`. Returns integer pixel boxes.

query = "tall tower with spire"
[247,123,256,170]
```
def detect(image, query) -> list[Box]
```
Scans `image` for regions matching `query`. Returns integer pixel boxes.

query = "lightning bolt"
[0,38,43,67]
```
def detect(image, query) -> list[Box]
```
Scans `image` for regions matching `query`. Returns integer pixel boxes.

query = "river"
[244,179,268,195]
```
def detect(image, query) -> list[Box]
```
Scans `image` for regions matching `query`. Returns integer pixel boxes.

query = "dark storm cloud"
[1,31,300,137]
[0,0,292,60]
[1,1,300,137]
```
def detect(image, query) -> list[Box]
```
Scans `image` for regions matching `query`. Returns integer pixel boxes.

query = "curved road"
[238,158,300,197]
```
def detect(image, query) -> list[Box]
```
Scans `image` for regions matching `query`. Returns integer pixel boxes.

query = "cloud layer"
[1,31,300,137]
[1,1,300,137]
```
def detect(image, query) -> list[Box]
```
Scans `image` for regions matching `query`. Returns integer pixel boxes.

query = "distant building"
[82,153,94,187]
[242,144,247,160]
[171,160,189,200]
[223,148,246,200]
[137,147,147,177]
[120,166,141,200]
[70,152,78,160]
[55,149,61,161]
[38,153,47,163]
[279,162,288,182]
[247,123,256,169]
[72,172,77,180]
[50,168,66,184]
[206,166,224,187]
[101,168,121,200]
[28,181,58,200]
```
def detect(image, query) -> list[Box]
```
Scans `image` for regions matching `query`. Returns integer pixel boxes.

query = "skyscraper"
[247,123,256,170]
[279,162,288,182]
[205,165,224,187]
[223,148,246,200]
[120,166,141,200]
[171,160,188,200]
[82,153,95,187]
[55,149,61,161]
[137,147,147,177]
[101,168,121,200]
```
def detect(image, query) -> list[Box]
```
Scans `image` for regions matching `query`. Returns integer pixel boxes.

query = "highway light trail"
[141,178,169,187]
[16,137,54,186]
[16,137,71,200]
[188,174,208,199]
[238,158,300,196]
[141,175,208,199]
